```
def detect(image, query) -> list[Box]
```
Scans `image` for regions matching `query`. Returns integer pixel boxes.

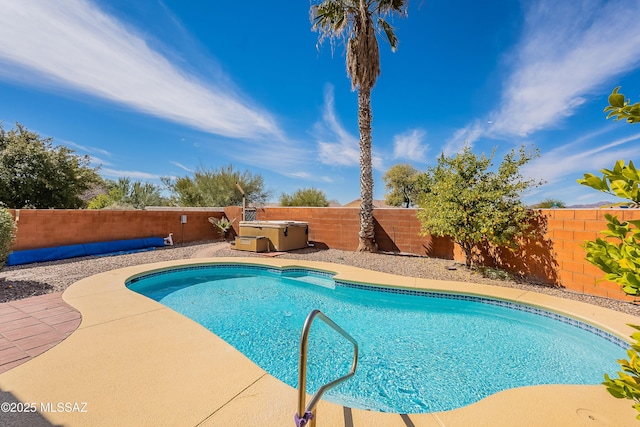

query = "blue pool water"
[127,264,627,414]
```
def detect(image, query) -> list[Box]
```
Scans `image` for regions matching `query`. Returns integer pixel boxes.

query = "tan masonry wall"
[6,207,640,303]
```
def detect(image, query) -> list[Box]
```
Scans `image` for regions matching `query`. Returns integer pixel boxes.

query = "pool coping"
[0,257,638,426]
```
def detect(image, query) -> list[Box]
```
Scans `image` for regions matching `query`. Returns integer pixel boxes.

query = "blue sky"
[1,0,640,206]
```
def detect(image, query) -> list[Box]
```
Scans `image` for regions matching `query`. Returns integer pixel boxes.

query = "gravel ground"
[1,241,638,317]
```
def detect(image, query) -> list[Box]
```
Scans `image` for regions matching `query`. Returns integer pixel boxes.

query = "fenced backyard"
[6,206,640,303]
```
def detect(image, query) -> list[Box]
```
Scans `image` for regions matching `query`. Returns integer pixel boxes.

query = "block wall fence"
[7,207,640,303]
[8,209,225,250]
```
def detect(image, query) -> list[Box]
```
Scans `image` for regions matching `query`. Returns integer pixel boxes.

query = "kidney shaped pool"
[127,263,626,414]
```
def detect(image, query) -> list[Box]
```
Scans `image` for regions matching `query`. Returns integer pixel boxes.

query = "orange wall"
[224,206,640,303]
[538,208,640,303]
[7,207,640,303]
[8,209,224,250]
[223,206,454,258]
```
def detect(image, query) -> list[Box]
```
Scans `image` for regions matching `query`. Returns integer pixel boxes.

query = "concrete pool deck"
[0,257,638,426]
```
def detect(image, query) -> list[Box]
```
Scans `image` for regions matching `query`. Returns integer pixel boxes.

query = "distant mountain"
[566,201,620,209]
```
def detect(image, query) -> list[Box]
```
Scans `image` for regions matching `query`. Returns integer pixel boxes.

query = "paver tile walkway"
[0,293,81,373]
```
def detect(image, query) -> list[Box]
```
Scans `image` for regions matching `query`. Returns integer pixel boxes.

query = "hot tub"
[238,221,308,251]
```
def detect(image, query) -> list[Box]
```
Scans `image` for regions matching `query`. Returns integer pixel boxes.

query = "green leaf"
[609,92,626,108]
[622,163,640,181]
[604,213,620,224]
[577,174,609,191]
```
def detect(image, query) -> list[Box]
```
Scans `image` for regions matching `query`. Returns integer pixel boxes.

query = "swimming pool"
[127,263,627,414]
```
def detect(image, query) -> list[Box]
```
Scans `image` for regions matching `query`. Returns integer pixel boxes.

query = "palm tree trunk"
[357,86,377,252]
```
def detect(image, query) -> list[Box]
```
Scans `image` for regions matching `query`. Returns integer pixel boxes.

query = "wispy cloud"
[393,129,427,162]
[170,161,194,173]
[442,121,485,156]
[489,0,640,137]
[522,131,640,186]
[315,85,382,169]
[88,156,113,167]
[54,138,113,166]
[283,171,334,183]
[287,172,311,179]
[101,168,161,180]
[59,139,113,158]
[0,0,281,141]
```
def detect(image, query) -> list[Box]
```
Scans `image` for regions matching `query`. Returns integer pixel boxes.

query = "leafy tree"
[530,198,566,209]
[604,87,640,123]
[415,145,542,268]
[383,164,419,207]
[311,0,408,252]
[162,164,270,207]
[88,178,166,209]
[0,123,101,208]
[0,208,17,270]
[280,188,329,207]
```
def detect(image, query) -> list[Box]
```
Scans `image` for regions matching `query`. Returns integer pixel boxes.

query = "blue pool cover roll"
[6,237,166,266]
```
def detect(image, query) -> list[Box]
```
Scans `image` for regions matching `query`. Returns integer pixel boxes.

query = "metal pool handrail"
[295,309,359,427]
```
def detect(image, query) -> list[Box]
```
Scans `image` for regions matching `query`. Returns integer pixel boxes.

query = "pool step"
[284,274,336,289]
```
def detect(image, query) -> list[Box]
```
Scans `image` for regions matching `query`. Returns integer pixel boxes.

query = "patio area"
[0,256,638,426]
[0,293,81,374]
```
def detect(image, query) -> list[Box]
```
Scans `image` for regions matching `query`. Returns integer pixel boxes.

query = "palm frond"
[377,18,398,51]
[376,0,408,15]
[311,1,356,32]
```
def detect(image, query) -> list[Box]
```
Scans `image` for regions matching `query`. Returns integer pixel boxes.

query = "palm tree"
[311,0,407,252]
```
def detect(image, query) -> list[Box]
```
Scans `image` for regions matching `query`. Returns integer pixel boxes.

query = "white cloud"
[52,138,113,166]
[101,168,161,180]
[288,172,311,179]
[442,121,484,156]
[0,0,281,141]
[59,139,112,158]
[489,0,640,137]
[282,171,334,183]
[315,85,383,169]
[392,129,427,162]
[88,156,112,167]
[170,161,194,173]
[522,131,640,186]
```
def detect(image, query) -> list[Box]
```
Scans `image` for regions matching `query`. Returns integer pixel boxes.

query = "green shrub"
[577,159,640,207]
[589,89,640,419]
[477,266,513,281]
[530,198,566,209]
[579,158,640,418]
[578,160,640,295]
[0,208,17,270]
[583,214,640,295]
[280,188,329,207]
[603,325,640,420]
